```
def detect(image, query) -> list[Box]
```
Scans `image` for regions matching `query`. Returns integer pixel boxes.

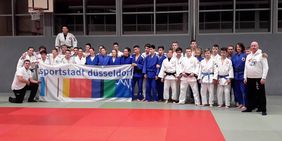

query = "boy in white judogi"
[198,48,218,107]
[49,48,62,65]
[158,49,177,103]
[216,48,234,108]
[73,48,86,65]
[178,48,200,105]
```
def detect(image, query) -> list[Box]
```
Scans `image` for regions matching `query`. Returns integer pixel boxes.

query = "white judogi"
[175,56,183,100]
[158,57,177,101]
[48,54,62,65]
[178,56,200,105]
[109,51,123,57]
[38,58,50,65]
[73,56,86,65]
[61,57,73,64]
[216,58,234,107]
[16,54,37,70]
[55,32,77,47]
[198,58,218,106]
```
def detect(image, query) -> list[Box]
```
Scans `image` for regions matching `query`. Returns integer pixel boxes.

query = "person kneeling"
[10,60,40,103]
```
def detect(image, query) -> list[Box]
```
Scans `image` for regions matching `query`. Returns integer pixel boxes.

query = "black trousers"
[246,78,267,112]
[12,83,39,103]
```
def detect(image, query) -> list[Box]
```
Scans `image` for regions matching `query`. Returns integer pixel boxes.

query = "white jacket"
[158,58,177,80]
[55,32,78,47]
[178,56,199,82]
[216,58,234,85]
[244,49,269,79]
[198,58,218,83]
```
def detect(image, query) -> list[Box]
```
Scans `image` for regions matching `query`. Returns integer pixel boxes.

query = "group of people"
[10,26,269,116]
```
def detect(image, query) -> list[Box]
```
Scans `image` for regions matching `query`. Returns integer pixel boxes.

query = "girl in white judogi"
[198,48,218,107]
[216,48,234,108]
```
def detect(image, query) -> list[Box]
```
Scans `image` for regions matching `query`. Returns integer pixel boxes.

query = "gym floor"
[0,94,281,141]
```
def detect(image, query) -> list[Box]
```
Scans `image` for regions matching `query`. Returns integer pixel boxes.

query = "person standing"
[61,50,73,64]
[198,49,218,107]
[243,41,269,116]
[95,47,110,66]
[110,42,123,57]
[156,46,166,101]
[73,48,86,65]
[232,43,247,110]
[142,45,159,102]
[178,48,200,105]
[120,47,133,65]
[55,25,77,48]
[108,49,121,65]
[131,45,144,101]
[158,49,177,103]
[85,48,97,65]
[216,48,234,108]
[49,48,62,65]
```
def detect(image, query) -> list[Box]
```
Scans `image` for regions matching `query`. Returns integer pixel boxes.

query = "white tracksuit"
[158,58,177,100]
[178,56,200,105]
[198,58,218,105]
[216,58,234,106]
[55,32,78,47]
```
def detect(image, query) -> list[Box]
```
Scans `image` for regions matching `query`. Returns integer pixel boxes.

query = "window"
[199,0,271,33]
[199,0,233,33]
[122,0,189,35]
[15,0,44,36]
[86,0,116,35]
[278,0,282,32]
[54,0,83,35]
[123,0,154,34]
[156,0,189,34]
[0,0,12,36]
[235,0,270,32]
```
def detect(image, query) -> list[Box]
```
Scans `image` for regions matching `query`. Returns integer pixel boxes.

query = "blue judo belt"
[201,72,214,80]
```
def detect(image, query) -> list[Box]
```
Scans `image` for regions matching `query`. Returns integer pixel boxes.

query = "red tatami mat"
[0,107,225,141]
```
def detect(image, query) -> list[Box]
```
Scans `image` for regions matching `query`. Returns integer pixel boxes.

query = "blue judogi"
[120,56,133,64]
[131,54,144,100]
[156,54,166,101]
[108,57,121,65]
[231,52,247,106]
[196,56,204,62]
[95,55,110,66]
[85,55,97,65]
[142,54,159,101]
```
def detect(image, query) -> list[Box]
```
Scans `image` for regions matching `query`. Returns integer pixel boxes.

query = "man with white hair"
[242,41,269,116]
